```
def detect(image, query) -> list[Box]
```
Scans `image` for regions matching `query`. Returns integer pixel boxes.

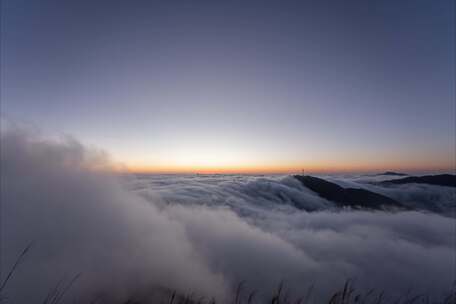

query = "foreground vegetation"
[1,246,454,304]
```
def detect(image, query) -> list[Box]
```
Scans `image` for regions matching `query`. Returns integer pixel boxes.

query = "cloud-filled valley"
[1,130,455,303]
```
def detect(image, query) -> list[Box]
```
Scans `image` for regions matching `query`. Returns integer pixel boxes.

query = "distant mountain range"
[380,174,456,187]
[374,171,408,176]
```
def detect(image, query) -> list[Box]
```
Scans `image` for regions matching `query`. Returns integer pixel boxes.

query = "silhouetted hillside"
[375,171,408,176]
[381,174,456,187]
[294,175,404,210]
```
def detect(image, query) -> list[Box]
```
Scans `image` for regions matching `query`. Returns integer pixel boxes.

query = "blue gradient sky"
[1,0,455,173]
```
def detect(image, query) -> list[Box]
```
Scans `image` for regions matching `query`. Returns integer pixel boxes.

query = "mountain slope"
[381,174,456,187]
[294,175,404,210]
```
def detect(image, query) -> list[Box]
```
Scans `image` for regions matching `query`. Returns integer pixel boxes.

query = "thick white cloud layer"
[1,130,455,303]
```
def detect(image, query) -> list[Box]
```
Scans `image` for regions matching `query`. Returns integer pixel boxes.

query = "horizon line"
[118,166,455,175]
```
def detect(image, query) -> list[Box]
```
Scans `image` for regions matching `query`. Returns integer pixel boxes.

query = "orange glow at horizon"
[121,160,455,175]
[109,145,455,175]
[103,128,455,176]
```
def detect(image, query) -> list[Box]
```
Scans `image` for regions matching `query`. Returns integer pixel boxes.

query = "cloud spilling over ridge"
[322,175,456,214]
[130,174,456,298]
[130,172,455,216]
[1,129,455,303]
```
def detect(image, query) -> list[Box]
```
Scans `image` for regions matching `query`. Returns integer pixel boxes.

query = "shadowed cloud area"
[1,129,455,303]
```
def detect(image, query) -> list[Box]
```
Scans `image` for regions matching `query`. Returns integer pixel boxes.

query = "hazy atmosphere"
[1,1,455,304]
[2,0,454,173]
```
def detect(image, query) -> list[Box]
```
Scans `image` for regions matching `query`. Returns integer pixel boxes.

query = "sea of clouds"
[1,129,455,303]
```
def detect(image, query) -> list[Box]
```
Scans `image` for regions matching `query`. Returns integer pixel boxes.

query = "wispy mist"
[1,130,454,303]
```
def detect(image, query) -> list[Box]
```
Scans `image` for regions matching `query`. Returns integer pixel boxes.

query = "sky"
[1,0,455,173]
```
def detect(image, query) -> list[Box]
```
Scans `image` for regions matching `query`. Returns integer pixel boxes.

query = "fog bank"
[1,130,454,303]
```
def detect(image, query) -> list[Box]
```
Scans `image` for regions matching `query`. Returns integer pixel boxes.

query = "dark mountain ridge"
[375,171,408,176]
[294,175,404,210]
[380,174,456,187]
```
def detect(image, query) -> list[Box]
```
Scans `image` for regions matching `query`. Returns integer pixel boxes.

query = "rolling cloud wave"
[1,130,454,303]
